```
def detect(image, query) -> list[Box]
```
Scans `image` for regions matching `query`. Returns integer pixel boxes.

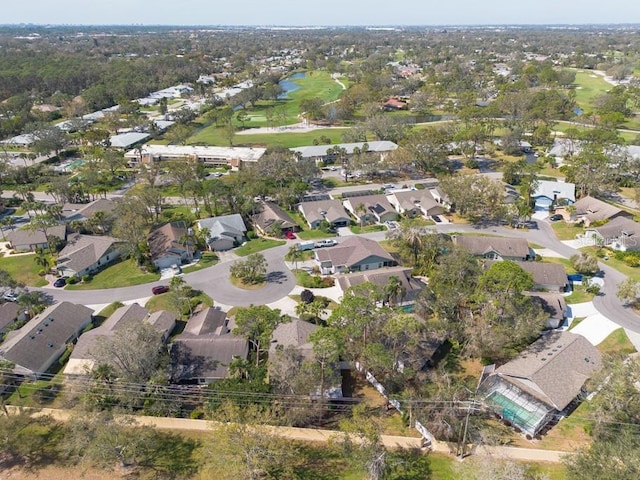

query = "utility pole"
[458,400,472,458]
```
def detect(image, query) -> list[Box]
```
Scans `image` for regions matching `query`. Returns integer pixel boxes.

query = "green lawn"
[0,253,47,287]
[235,238,286,256]
[597,328,636,356]
[297,229,337,240]
[145,290,213,318]
[350,224,386,234]
[188,125,349,148]
[571,70,612,111]
[550,221,584,240]
[66,258,160,290]
[581,246,640,281]
[565,285,595,304]
[181,252,219,273]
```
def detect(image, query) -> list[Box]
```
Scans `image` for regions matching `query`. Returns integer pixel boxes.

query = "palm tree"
[384,276,407,307]
[288,245,301,271]
[355,202,367,232]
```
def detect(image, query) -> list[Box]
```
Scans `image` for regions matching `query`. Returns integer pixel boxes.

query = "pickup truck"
[315,239,337,248]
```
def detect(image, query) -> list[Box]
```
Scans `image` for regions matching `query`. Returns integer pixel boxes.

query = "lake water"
[278,72,306,99]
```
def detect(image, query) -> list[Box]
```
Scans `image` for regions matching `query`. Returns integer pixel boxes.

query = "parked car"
[432,215,442,223]
[152,285,170,295]
[285,230,296,240]
[549,214,563,222]
[53,276,69,288]
[315,239,337,248]
[2,291,19,302]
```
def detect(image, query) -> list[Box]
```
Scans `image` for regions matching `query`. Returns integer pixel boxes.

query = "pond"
[278,72,306,99]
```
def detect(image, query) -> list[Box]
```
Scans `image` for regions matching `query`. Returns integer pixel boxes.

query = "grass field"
[235,238,286,256]
[597,327,637,356]
[550,221,584,241]
[571,70,612,111]
[581,246,640,281]
[66,258,159,290]
[188,125,349,148]
[0,253,47,287]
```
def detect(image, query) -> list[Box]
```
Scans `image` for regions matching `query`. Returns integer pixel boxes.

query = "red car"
[285,230,296,240]
[152,285,170,295]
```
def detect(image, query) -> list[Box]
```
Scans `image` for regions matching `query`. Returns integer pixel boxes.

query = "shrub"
[247,230,258,240]
[67,276,78,285]
[82,274,92,283]
[300,289,315,304]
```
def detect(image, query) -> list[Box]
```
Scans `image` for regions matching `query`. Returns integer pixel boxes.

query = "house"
[251,201,297,236]
[570,195,631,226]
[269,319,319,360]
[170,307,249,384]
[109,132,150,149]
[532,180,575,209]
[124,144,266,170]
[64,303,176,375]
[382,98,408,111]
[0,302,93,378]
[148,221,194,269]
[343,195,398,224]
[56,234,121,278]
[512,261,568,292]
[479,331,601,437]
[335,266,425,306]
[525,292,568,329]
[315,236,395,274]
[290,141,398,165]
[452,235,531,261]
[6,225,67,252]
[585,217,640,252]
[61,199,117,223]
[428,186,451,210]
[387,190,444,218]
[0,303,22,336]
[298,199,351,229]
[197,214,247,251]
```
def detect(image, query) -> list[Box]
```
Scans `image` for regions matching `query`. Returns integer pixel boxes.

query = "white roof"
[291,141,398,158]
[1,134,35,145]
[125,144,266,162]
[109,132,150,149]
[533,180,576,202]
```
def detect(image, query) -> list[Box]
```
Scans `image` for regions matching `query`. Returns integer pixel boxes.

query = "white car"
[3,291,19,302]
[315,239,337,248]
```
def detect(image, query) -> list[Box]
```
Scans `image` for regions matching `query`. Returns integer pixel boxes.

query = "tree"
[384,276,407,307]
[300,288,315,304]
[199,402,296,480]
[0,409,58,466]
[308,327,343,399]
[233,305,288,367]
[169,275,195,318]
[617,278,640,306]
[334,404,388,480]
[91,322,166,383]
[230,253,268,285]
[570,253,599,275]
[18,291,51,317]
[287,244,301,271]
[439,175,507,222]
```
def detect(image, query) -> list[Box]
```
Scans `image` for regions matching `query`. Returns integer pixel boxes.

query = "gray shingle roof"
[390,190,443,215]
[336,266,425,299]
[56,234,119,274]
[0,302,93,374]
[299,199,350,225]
[344,194,395,218]
[269,319,319,358]
[591,216,640,240]
[197,214,247,242]
[315,236,394,269]
[252,201,296,231]
[492,331,601,410]
[513,261,568,288]
[573,196,624,223]
[171,307,248,381]
[148,222,189,261]
[453,235,530,259]
[0,303,20,331]
[7,225,67,248]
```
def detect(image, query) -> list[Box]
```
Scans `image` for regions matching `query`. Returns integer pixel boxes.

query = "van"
[297,240,316,251]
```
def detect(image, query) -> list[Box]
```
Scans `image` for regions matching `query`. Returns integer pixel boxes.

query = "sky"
[4,0,640,26]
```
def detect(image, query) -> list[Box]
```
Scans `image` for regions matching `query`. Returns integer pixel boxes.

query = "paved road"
[37,242,296,308]
[14,406,569,462]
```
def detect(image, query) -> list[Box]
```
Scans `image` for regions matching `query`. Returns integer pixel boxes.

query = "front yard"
[235,238,286,256]
[181,252,218,273]
[65,258,160,290]
[350,224,386,234]
[550,221,584,240]
[0,253,47,287]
